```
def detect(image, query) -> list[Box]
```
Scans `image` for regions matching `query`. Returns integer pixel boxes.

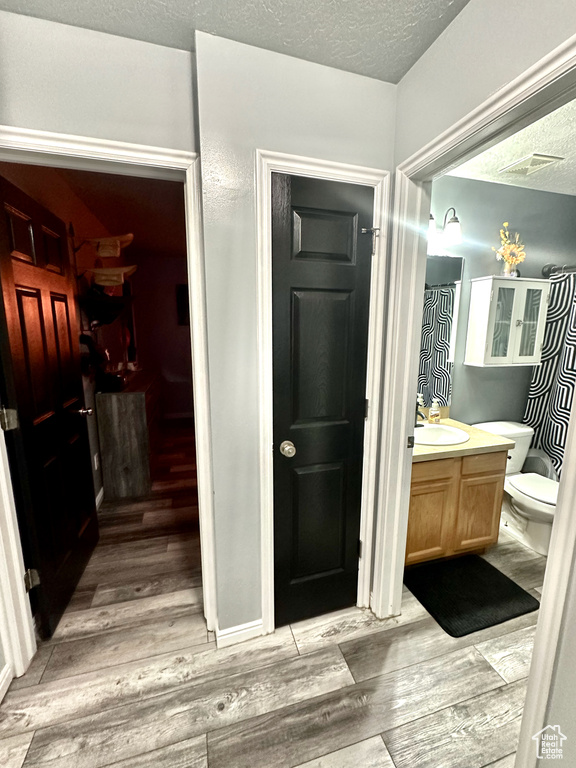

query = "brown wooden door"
[0,177,98,638]
[272,173,374,626]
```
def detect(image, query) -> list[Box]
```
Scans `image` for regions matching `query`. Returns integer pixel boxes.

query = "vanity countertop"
[412,418,515,463]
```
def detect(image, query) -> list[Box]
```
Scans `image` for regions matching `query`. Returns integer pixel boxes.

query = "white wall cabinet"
[464,276,550,367]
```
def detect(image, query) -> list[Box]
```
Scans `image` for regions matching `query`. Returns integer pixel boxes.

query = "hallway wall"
[0,9,196,152]
[395,0,576,165]
[195,31,396,630]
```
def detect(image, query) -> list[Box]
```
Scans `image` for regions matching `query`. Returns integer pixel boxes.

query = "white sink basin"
[414,424,470,446]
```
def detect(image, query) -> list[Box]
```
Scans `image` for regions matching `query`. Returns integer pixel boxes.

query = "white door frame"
[256,149,390,633]
[0,126,218,672]
[371,37,576,768]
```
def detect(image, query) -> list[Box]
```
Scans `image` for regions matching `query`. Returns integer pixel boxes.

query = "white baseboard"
[95,488,104,510]
[215,619,264,649]
[0,664,13,703]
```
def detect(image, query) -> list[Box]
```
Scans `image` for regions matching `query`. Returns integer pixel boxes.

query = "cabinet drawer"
[462,451,507,476]
[411,458,460,483]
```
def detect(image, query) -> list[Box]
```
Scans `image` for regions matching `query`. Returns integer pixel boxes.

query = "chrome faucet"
[415,393,426,427]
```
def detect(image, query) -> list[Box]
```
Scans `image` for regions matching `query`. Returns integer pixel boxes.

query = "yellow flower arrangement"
[492,221,526,266]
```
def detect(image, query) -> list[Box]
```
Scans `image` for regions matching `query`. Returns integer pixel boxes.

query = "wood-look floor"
[0,425,545,767]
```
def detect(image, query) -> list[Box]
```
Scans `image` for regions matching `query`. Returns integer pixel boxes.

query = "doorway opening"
[394,93,576,765]
[0,159,209,679]
[271,173,375,626]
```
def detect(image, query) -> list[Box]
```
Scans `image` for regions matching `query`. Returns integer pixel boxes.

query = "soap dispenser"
[429,399,441,424]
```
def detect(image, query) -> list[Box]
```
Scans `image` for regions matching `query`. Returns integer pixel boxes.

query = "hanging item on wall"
[492,221,526,277]
[86,233,134,259]
[88,265,137,286]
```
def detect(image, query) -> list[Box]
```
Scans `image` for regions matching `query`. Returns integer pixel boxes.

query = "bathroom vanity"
[406,420,515,565]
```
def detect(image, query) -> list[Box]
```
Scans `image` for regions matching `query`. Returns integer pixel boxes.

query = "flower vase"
[502,261,517,277]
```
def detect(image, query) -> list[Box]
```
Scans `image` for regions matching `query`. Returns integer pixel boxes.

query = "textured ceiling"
[450,98,576,196]
[57,167,186,259]
[0,0,471,83]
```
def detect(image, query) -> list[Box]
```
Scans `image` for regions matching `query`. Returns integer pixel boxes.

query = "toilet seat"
[505,473,556,523]
[508,473,559,506]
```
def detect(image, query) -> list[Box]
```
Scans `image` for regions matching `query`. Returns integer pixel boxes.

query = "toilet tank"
[473,421,534,474]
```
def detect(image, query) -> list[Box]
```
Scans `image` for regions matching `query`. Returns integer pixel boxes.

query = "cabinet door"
[454,472,505,551]
[512,283,549,365]
[405,459,460,565]
[485,283,518,364]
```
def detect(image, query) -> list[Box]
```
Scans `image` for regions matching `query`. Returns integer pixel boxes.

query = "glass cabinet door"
[489,285,515,360]
[512,285,548,364]
[517,288,542,358]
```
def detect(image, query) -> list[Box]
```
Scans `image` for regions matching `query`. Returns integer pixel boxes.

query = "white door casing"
[373,37,576,768]
[0,126,218,680]
[256,150,390,633]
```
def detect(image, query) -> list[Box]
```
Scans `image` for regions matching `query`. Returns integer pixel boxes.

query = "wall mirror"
[418,255,464,406]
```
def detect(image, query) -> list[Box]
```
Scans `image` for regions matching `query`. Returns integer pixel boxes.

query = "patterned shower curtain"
[524,273,576,477]
[418,287,454,407]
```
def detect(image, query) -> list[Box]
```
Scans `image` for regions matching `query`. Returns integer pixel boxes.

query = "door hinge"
[365,399,369,419]
[357,539,363,559]
[24,568,40,593]
[407,435,415,449]
[361,227,380,256]
[0,406,18,431]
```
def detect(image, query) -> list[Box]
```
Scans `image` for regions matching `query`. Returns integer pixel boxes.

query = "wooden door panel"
[5,203,36,264]
[0,176,98,638]
[455,473,505,551]
[51,293,76,402]
[42,226,64,274]
[16,286,53,421]
[273,173,374,626]
[293,289,351,423]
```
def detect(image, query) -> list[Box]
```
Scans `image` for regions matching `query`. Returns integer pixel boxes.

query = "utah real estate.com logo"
[532,725,567,760]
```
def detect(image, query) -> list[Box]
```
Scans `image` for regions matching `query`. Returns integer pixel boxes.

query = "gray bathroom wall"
[430,175,576,425]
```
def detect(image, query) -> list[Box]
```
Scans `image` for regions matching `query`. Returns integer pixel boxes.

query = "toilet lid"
[508,473,559,506]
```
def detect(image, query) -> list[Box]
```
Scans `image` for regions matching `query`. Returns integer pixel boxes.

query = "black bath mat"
[404,555,540,638]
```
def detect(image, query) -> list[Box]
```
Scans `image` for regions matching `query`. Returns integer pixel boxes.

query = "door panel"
[292,462,346,578]
[272,173,374,626]
[293,289,351,422]
[0,177,98,638]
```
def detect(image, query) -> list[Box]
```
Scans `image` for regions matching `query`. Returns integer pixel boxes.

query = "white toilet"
[473,421,559,556]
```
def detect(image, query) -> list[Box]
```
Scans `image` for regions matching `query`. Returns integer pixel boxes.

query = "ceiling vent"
[498,153,564,176]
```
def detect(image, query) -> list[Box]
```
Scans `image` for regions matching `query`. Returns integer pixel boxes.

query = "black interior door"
[272,173,374,626]
[0,177,98,638]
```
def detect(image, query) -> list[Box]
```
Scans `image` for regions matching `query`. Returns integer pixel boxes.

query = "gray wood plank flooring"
[105,736,207,768]
[384,679,527,768]
[476,625,536,683]
[0,732,34,768]
[293,736,395,767]
[0,422,545,768]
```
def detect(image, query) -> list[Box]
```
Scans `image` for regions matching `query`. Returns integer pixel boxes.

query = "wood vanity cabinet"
[405,451,508,565]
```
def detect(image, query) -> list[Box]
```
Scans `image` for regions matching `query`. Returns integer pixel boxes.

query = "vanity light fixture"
[442,207,462,247]
[427,208,462,255]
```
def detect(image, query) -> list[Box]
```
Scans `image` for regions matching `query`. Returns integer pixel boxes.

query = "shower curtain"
[418,286,454,407]
[524,273,576,477]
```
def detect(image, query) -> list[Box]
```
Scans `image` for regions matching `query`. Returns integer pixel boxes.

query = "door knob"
[279,440,296,458]
[71,407,94,416]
